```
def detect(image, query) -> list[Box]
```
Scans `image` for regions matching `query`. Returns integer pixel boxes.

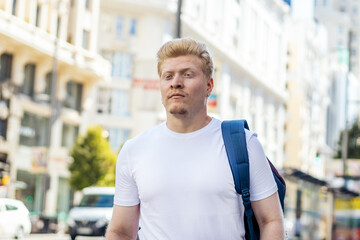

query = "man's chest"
[132,137,237,207]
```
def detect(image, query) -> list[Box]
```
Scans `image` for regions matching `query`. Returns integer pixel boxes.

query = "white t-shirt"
[114,118,277,240]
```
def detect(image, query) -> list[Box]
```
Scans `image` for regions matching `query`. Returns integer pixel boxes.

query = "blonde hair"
[157,38,214,79]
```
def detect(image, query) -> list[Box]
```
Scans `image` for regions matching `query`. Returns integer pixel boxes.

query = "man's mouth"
[169,93,185,99]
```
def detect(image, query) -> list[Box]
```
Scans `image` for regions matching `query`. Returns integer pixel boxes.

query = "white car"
[67,187,114,240]
[0,198,31,239]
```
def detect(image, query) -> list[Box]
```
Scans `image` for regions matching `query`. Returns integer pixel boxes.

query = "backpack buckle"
[241,189,250,201]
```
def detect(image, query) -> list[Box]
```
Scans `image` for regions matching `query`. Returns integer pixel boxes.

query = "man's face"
[159,55,213,117]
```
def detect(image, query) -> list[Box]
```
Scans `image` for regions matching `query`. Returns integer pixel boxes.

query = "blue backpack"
[221,120,286,240]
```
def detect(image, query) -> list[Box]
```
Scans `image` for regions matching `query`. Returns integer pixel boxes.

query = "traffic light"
[0,153,10,186]
[0,174,10,185]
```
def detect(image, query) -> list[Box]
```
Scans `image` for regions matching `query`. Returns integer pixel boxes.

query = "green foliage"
[337,119,360,159]
[68,126,116,191]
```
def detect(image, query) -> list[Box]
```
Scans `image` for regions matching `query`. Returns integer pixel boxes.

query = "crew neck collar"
[163,117,215,138]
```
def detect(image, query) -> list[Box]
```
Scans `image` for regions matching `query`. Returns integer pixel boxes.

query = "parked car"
[67,186,114,240]
[0,198,31,239]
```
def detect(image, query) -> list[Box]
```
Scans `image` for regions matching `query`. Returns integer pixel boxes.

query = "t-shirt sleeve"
[246,131,278,201]
[114,141,140,206]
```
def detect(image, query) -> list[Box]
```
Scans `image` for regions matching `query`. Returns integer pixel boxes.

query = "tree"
[337,119,360,159]
[68,125,116,191]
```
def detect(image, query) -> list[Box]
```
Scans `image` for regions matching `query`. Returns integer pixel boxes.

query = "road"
[14,233,105,240]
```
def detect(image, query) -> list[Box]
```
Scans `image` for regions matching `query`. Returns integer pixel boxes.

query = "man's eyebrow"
[161,67,194,75]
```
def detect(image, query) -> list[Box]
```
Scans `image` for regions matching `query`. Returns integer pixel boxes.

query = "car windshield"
[79,194,114,207]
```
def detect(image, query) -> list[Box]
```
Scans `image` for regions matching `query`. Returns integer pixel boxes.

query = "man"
[106,38,284,240]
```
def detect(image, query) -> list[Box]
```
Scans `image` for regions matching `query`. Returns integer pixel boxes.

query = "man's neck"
[166,113,212,133]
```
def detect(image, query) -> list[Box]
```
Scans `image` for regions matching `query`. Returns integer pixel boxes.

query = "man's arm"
[106,204,140,240]
[251,192,284,240]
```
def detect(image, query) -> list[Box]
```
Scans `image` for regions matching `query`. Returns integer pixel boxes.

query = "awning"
[282,167,359,198]
[283,168,327,186]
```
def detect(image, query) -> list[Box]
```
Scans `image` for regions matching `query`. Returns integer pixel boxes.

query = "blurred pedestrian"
[106,38,284,240]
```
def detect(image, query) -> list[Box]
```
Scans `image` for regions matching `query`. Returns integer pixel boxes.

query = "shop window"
[63,81,83,111]
[15,170,36,212]
[20,63,36,97]
[0,53,13,83]
[19,112,49,147]
[56,177,72,216]
[62,123,79,149]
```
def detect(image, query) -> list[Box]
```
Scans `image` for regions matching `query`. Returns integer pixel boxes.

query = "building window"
[42,72,53,103]
[353,7,358,14]
[85,0,91,9]
[96,88,130,117]
[107,128,130,151]
[56,16,61,37]
[19,112,49,147]
[129,18,137,35]
[63,80,83,111]
[113,89,130,117]
[62,123,79,149]
[20,63,36,97]
[351,33,357,42]
[338,25,343,33]
[82,30,89,49]
[97,88,111,114]
[115,16,124,40]
[0,53,13,83]
[351,49,357,56]
[0,113,7,139]
[35,4,41,27]
[111,52,133,80]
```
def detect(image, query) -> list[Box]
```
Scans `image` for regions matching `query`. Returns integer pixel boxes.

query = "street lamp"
[176,0,182,38]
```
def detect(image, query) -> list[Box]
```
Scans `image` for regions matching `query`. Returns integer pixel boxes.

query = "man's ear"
[207,78,214,96]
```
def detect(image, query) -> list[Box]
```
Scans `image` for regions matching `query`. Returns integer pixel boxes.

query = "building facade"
[0,0,110,219]
[96,0,289,170]
[315,0,360,149]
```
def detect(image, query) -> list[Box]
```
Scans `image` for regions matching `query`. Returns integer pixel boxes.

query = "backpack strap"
[221,120,257,240]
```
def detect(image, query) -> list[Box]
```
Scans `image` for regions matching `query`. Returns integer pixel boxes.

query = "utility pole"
[44,0,62,217]
[176,0,182,38]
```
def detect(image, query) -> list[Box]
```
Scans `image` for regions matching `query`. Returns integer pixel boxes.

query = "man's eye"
[165,75,172,80]
[184,73,192,77]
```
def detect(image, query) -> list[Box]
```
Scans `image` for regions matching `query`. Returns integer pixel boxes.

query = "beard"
[169,105,188,115]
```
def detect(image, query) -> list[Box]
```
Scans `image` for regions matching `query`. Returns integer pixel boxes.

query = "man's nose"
[171,75,184,89]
